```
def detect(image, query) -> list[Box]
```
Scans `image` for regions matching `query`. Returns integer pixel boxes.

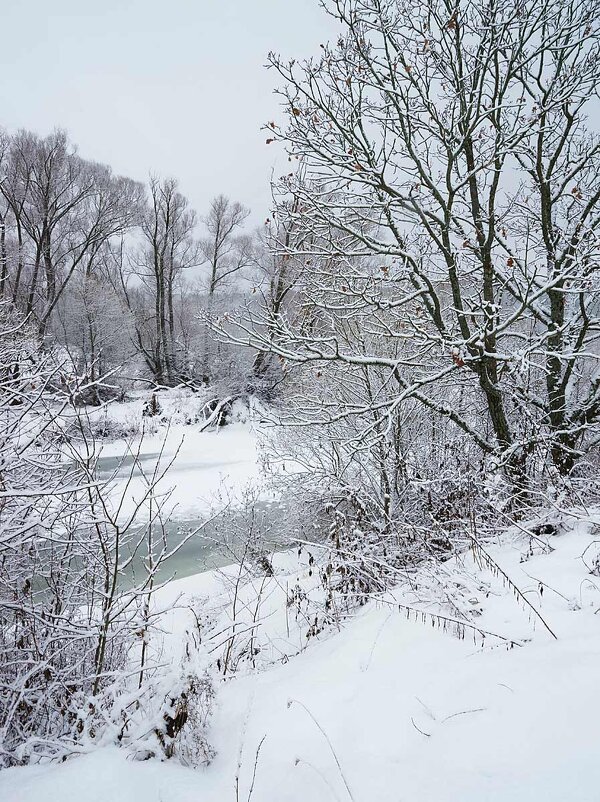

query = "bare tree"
[0,129,143,336]
[0,128,29,305]
[229,0,600,486]
[54,263,136,403]
[121,177,200,386]
[199,195,251,382]
[201,195,251,296]
[245,197,310,399]
[0,131,11,299]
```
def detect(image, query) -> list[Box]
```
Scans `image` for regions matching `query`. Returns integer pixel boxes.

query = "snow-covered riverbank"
[75,390,286,582]
[93,391,267,521]
[2,514,599,802]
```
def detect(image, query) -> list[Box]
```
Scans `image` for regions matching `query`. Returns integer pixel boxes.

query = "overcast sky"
[0,0,335,224]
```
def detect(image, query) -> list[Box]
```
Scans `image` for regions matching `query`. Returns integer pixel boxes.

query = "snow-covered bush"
[152,656,216,766]
[0,304,215,767]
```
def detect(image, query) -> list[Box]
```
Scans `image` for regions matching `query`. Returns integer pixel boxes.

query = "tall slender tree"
[199,195,251,382]
[123,177,199,385]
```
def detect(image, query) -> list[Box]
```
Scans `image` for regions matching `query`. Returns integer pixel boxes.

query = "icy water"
[95,452,165,476]
[95,452,284,586]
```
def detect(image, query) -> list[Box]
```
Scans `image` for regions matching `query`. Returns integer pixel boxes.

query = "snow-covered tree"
[0,129,143,337]
[121,177,200,386]
[232,0,600,487]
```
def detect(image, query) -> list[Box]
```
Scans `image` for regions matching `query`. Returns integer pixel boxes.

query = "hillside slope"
[2,519,599,801]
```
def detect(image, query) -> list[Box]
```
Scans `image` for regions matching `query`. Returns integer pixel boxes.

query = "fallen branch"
[468,534,558,640]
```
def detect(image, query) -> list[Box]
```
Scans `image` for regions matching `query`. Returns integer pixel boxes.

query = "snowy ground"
[2,511,599,801]
[91,390,267,521]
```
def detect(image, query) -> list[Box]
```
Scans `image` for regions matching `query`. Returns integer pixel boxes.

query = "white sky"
[0,0,336,224]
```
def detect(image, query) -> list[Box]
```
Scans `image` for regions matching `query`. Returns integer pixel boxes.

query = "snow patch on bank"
[89,390,270,520]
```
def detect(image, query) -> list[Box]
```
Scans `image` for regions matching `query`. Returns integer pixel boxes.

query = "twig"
[442,707,485,723]
[288,699,357,802]
[294,758,345,802]
[246,735,267,802]
[521,570,570,603]
[410,717,431,737]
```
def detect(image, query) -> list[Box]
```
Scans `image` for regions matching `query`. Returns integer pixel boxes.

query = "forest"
[1,0,599,800]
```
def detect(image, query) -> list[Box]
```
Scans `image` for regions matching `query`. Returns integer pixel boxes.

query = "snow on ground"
[100,421,263,520]
[2,515,599,801]
[89,390,268,521]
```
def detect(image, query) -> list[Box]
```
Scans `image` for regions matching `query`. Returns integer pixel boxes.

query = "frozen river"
[94,422,283,584]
